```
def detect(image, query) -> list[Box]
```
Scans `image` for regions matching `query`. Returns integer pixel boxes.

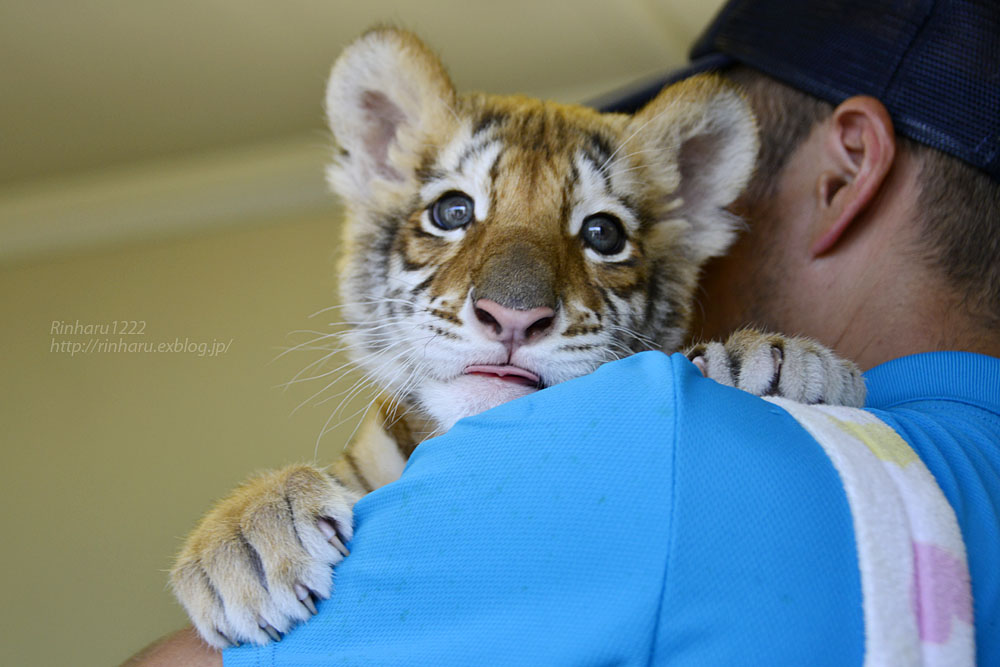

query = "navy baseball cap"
[596,0,1000,182]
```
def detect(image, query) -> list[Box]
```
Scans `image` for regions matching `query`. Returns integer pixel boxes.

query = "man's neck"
[835,275,1000,370]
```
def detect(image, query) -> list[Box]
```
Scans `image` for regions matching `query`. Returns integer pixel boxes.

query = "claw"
[328,533,351,557]
[295,583,319,615]
[317,518,351,557]
[214,629,235,649]
[259,621,282,643]
[691,355,708,377]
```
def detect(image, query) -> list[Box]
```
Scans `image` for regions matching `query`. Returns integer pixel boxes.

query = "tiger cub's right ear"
[325,28,458,206]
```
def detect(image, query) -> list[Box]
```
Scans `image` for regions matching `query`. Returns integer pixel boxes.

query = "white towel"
[766,399,975,667]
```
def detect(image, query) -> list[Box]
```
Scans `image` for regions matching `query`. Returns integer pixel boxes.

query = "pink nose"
[473,299,555,344]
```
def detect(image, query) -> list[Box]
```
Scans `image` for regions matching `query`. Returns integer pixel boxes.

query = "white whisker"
[314,397,374,461]
[289,341,402,415]
[598,103,674,175]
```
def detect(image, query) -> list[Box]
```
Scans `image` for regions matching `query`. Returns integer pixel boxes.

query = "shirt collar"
[863,351,1000,413]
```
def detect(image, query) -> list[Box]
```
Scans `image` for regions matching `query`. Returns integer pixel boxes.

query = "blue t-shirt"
[225,351,1000,666]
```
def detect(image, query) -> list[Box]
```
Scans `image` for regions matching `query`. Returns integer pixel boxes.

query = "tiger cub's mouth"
[463,364,542,389]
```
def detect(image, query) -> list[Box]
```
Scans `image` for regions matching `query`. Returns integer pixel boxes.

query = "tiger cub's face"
[325,29,757,430]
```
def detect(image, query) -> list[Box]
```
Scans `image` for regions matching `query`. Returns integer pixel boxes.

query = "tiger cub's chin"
[417,373,542,431]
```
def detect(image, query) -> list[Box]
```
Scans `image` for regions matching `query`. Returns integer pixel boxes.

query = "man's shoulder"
[497,350,824,446]
[488,350,810,446]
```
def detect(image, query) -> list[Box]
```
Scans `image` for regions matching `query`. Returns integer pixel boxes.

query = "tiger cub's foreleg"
[168,403,426,648]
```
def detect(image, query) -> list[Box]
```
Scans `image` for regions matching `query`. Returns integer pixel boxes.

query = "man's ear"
[626,75,759,264]
[325,28,458,206]
[810,96,896,256]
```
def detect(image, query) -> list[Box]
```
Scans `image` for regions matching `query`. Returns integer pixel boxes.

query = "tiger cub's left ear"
[627,74,759,263]
[325,28,458,206]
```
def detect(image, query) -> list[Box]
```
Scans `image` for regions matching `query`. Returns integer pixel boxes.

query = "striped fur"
[171,29,854,649]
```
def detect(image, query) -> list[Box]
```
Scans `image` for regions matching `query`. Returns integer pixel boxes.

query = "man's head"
[681,0,1000,367]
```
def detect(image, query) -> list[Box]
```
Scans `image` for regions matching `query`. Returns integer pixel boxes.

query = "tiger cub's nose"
[473,299,555,345]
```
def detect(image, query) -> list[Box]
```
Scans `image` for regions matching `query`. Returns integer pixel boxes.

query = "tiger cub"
[171,28,865,648]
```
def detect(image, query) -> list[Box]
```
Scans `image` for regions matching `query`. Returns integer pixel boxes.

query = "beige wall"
[0,213,374,665]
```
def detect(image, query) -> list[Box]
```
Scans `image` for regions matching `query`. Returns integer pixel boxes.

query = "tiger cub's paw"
[170,465,360,649]
[684,328,866,407]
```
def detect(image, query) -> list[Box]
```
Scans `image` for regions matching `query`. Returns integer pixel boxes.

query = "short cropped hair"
[727,66,1000,326]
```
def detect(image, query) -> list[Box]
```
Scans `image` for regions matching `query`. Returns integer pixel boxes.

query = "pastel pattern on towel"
[912,541,973,644]
[767,399,975,667]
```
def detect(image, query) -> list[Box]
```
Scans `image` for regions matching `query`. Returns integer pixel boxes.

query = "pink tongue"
[464,364,540,386]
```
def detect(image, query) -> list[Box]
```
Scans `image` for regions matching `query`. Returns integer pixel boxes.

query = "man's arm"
[122,627,220,667]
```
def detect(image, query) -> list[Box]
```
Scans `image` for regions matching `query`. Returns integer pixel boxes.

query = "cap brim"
[588,52,735,113]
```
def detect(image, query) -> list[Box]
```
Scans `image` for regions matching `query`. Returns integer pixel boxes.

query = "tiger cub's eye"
[580,214,626,255]
[430,191,475,230]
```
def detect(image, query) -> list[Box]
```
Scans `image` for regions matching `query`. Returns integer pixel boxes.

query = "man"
[129,0,999,664]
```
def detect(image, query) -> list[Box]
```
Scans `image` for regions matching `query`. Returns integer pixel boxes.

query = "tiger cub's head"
[325,28,757,430]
